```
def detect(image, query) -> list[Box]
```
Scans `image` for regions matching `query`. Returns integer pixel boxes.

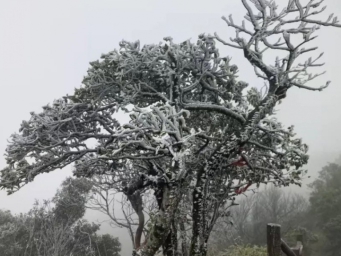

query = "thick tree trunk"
[163,227,177,256]
[137,212,170,256]
[136,185,181,256]
[190,167,206,256]
[179,220,189,256]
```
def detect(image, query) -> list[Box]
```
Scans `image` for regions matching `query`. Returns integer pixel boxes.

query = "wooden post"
[281,239,298,256]
[291,241,303,256]
[267,223,281,256]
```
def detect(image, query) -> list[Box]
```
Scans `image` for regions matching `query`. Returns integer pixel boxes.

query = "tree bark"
[190,167,206,256]
[127,191,145,249]
[179,220,189,256]
[136,185,181,256]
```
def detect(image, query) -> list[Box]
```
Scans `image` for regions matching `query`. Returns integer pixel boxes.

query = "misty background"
[0,0,340,255]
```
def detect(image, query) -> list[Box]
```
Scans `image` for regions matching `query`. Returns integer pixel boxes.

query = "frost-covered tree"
[1,1,340,255]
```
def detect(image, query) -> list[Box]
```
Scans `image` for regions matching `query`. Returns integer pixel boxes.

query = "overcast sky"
[0,0,341,255]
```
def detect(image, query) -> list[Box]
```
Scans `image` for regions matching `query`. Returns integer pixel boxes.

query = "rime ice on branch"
[1,1,340,256]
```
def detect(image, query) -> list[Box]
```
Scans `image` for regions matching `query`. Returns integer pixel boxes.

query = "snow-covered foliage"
[1,1,340,255]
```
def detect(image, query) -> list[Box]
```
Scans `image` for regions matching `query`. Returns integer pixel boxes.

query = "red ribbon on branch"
[235,181,252,194]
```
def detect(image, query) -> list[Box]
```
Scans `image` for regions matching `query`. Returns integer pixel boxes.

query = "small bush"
[217,245,267,256]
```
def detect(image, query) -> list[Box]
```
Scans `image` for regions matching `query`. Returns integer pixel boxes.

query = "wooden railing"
[267,223,303,256]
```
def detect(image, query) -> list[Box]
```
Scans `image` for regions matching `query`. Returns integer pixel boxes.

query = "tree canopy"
[1,0,340,255]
